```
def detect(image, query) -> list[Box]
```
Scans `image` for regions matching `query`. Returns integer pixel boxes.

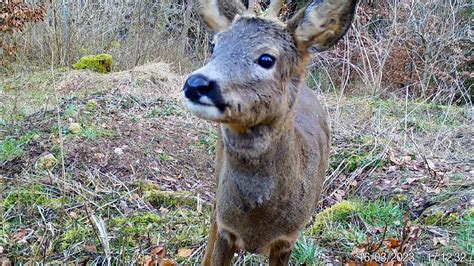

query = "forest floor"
[1,63,473,265]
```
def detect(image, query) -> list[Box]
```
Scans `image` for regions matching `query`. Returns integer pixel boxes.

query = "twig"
[404,129,436,180]
[50,47,67,219]
[83,202,103,255]
[371,222,388,253]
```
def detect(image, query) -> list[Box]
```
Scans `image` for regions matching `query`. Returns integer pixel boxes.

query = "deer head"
[183,0,357,134]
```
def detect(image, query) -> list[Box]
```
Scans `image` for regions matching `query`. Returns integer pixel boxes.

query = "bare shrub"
[4,0,472,104]
[310,0,472,104]
[0,0,46,62]
[12,0,211,70]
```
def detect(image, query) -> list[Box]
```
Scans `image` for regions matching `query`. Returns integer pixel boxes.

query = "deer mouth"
[185,98,229,121]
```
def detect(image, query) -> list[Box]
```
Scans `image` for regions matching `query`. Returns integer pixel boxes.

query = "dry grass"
[7,0,211,71]
[1,63,473,264]
[1,0,473,264]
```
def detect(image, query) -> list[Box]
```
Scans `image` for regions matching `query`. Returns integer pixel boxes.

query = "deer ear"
[287,0,357,51]
[199,0,245,32]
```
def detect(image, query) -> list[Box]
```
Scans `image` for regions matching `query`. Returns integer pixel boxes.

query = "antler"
[267,0,284,17]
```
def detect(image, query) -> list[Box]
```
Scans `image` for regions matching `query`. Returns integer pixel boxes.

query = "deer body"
[216,86,329,254]
[183,0,357,264]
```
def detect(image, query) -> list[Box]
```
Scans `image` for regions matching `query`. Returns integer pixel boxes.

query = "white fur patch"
[185,99,223,121]
[199,95,215,105]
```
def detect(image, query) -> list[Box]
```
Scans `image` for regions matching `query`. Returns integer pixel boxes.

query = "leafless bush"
[5,0,473,104]
[12,0,211,70]
[310,0,472,104]
[0,0,46,62]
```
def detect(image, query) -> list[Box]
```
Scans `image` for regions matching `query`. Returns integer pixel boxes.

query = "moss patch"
[73,54,113,73]
[311,201,357,235]
[2,184,56,209]
[139,181,198,209]
[144,189,197,209]
[0,133,35,163]
[59,225,91,251]
[112,211,163,246]
[308,200,405,255]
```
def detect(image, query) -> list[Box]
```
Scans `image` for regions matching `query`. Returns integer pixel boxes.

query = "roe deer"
[182,0,357,264]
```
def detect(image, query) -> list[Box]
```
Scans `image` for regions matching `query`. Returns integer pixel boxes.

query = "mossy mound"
[144,190,197,209]
[311,201,356,235]
[72,54,113,73]
[139,181,199,209]
[309,200,404,236]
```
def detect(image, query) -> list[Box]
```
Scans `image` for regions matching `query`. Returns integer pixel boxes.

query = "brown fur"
[188,1,358,265]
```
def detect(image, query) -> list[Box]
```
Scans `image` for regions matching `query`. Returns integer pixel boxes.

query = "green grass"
[330,134,388,173]
[369,98,468,131]
[2,183,58,210]
[0,133,35,163]
[158,152,173,162]
[147,100,183,118]
[291,233,321,265]
[1,179,210,264]
[456,212,474,257]
[0,70,63,123]
[196,127,218,154]
[309,200,404,255]
[75,125,115,139]
[63,104,78,118]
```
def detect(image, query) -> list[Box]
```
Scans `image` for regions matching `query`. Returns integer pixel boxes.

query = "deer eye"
[209,41,215,54]
[257,54,276,69]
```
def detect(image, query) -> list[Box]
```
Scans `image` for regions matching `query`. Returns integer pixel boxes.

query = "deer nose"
[183,74,214,101]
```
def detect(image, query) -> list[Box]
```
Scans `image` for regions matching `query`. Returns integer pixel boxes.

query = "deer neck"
[219,114,298,210]
[218,77,304,210]
[221,111,295,162]
[220,74,304,163]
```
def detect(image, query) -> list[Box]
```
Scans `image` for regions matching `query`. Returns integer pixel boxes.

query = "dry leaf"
[151,245,166,258]
[350,180,358,187]
[370,227,385,234]
[140,255,153,266]
[344,261,357,266]
[408,226,422,242]
[406,177,419,184]
[426,159,436,170]
[389,238,400,249]
[389,153,412,166]
[177,248,193,258]
[332,189,345,202]
[69,211,79,219]
[351,244,367,255]
[387,165,399,173]
[84,244,97,253]
[159,258,176,266]
[159,207,170,214]
[12,229,26,242]
[433,237,448,246]
[424,185,441,194]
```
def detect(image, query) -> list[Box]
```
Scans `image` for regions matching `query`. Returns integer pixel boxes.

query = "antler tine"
[267,0,284,17]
